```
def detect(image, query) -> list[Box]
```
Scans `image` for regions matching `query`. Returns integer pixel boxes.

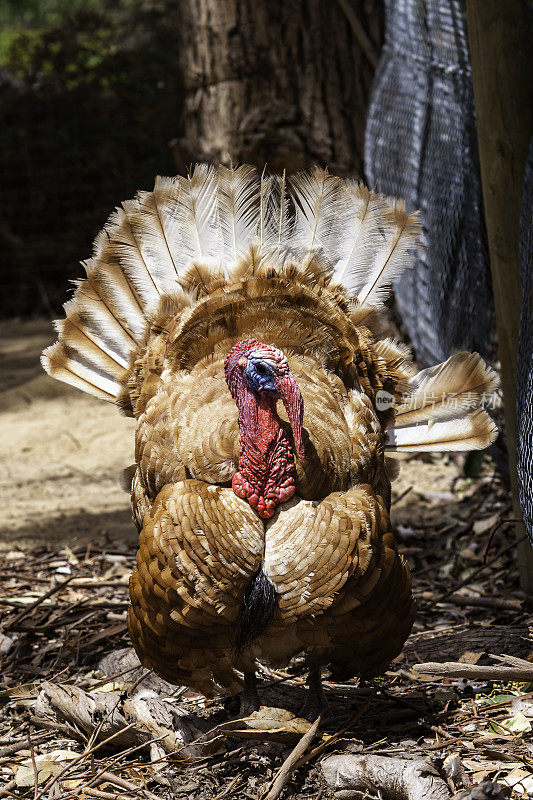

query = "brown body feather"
[41,165,497,699]
[125,273,416,692]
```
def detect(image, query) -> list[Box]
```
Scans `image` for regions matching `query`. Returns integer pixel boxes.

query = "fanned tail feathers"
[385,352,499,453]
[41,163,423,408]
[329,183,423,306]
[43,162,497,456]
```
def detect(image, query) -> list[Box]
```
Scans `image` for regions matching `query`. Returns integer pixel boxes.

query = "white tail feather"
[277,171,290,246]
[58,308,129,370]
[385,352,498,453]
[173,167,221,265]
[122,193,180,296]
[332,182,387,292]
[262,171,293,267]
[385,409,498,452]
[65,278,138,361]
[41,341,121,401]
[395,352,499,428]
[216,165,260,269]
[108,208,162,307]
[290,167,343,266]
[356,201,422,306]
[258,169,270,255]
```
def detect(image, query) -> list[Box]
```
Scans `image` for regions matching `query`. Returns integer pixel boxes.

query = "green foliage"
[0,1,177,92]
[0,0,183,316]
[0,0,106,63]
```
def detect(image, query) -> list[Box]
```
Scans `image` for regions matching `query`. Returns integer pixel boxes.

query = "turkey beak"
[276,373,305,460]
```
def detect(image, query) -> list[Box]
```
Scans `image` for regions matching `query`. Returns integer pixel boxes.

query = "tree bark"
[174,0,382,175]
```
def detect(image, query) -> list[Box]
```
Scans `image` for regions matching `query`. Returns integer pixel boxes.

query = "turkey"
[42,164,498,716]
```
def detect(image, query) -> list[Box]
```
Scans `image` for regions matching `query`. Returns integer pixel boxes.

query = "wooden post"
[466,0,533,592]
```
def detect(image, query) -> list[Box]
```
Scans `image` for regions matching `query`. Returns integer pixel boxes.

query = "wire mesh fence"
[364,0,493,368]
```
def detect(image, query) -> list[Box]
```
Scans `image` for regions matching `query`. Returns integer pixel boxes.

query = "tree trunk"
[174,0,382,175]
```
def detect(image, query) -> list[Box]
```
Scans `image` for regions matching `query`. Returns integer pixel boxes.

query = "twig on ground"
[6,575,75,626]
[33,723,138,800]
[290,698,374,775]
[262,715,321,800]
[434,535,528,605]
[76,788,124,800]
[0,732,52,759]
[392,486,413,506]
[489,653,533,668]
[483,518,519,562]
[96,771,160,800]
[402,622,533,664]
[417,592,522,611]
[28,715,88,743]
[0,780,16,797]
[27,730,39,800]
[213,774,242,800]
[127,669,154,697]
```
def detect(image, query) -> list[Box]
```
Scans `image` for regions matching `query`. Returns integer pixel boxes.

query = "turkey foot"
[239,671,261,716]
[299,662,328,721]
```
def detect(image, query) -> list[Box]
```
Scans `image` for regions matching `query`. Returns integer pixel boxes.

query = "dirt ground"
[0,318,136,551]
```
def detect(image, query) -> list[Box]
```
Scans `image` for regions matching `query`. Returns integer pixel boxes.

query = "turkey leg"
[239,671,261,716]
[300,659,328,720]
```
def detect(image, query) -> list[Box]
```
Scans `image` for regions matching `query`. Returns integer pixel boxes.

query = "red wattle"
[231,389,298,519]
[232,470,296,519]
[225,339,304,519]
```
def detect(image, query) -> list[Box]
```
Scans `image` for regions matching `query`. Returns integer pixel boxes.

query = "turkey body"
[128,345,413,695]
[42,165,497,707]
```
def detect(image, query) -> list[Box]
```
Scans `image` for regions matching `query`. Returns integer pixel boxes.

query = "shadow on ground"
[0,507,137,551]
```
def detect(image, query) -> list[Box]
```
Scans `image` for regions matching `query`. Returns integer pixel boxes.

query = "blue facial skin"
[244,357,277,394]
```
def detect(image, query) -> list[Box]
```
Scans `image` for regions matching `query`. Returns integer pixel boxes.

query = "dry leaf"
[94,681,126,693]
[220,706,313,743]
[472,513,501,535]
[13,749,78,787]
[510,695,533,719]
[0,632,17,655]
[459,651,484,665]
[500,768,533,794]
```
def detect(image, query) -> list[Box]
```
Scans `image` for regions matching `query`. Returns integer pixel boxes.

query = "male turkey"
[42,165,497,715]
